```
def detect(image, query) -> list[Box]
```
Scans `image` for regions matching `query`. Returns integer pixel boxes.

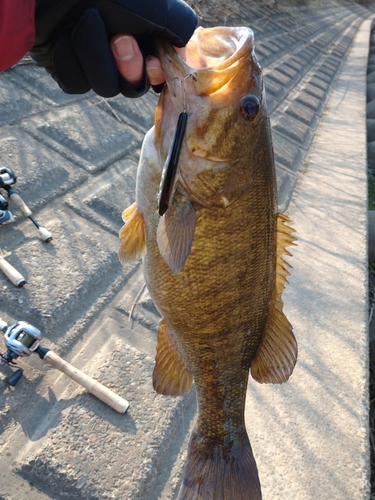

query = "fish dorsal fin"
[157,200,196,274]
[153,321,193,396]
[251,213,297,384]
[118,202,147,263]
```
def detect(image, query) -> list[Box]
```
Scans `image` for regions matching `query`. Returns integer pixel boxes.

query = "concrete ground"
[245,16,372,500]
[0,2,373,499]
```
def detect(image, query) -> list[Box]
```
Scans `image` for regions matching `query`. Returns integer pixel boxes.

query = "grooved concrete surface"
[246,15,372,500]
[0,2,372,499]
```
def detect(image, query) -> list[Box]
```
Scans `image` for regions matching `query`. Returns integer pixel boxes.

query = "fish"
[119,26,297,500]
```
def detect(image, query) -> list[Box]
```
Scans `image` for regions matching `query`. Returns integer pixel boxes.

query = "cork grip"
[0,257,26,287]
[9,193,32,217]
[43,351,130,414]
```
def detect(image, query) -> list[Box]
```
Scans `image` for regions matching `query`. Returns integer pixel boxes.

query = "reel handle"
[43,350,129,414]
[7,368,23,386]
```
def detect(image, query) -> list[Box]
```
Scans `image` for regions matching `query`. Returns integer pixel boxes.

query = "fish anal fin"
[251,213,297,384]
[153,322,193,396]
[179,432,261,499]
[157,200,196,275]
[119,203,146,263]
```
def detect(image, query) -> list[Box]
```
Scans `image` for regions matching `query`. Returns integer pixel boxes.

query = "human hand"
[30,0,197,97]
[110,35,186,90]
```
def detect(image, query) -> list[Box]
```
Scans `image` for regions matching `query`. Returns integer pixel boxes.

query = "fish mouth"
[155,27,256,96]
[155,38,191,83]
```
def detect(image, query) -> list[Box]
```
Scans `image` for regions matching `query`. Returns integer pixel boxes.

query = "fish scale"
[119,26,297,500]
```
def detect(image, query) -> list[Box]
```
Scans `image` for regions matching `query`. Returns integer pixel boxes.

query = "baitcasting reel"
[0,319,46,386]
[0,167,52,242]
[0,168,16,225]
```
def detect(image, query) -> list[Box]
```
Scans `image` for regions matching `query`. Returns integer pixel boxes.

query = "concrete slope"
[245,16,372,500]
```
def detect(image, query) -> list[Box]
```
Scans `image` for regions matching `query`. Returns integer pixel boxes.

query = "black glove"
[30,0,198,98]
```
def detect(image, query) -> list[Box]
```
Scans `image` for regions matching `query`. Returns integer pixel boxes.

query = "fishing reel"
[0,166,52,242]
[0,319,44,386]
[0,167,16,226]
[0,167,17,188]
[0,194,14,225]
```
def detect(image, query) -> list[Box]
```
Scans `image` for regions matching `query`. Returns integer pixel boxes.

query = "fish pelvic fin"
[153,321,193,396]
[178,431,262,500]
[118,202,147,264]
[156,200,196,274]
[251,213,297,384]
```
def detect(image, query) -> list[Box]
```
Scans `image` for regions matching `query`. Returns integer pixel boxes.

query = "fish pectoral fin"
[153,321,193,396]
[251,213,297,384]
[156,200,196,275]
[118,203,147,263]
[121,201,137,222]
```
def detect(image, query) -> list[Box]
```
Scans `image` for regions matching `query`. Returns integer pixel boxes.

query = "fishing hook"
[172,73,197,113]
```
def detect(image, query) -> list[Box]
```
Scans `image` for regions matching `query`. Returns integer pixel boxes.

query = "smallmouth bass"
[119,26,297,500]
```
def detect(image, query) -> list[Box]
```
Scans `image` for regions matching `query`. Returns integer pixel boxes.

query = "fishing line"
[157,73,197,216]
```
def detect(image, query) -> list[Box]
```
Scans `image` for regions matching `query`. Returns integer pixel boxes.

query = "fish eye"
[240,95,260,120]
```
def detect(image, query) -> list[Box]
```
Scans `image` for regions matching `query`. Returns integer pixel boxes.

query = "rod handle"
[43,350,129,414]
[0,257,26,287]
[9,193,32,217]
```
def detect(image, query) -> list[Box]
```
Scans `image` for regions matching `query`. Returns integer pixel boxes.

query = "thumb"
[111,35,144,87]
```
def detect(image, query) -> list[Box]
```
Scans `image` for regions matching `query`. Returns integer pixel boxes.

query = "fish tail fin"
[179,432,262,500]
[251,212,297,384]
[119,202,147,263]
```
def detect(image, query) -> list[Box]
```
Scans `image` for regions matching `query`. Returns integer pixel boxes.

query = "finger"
[54,31,91,94]
[146,56,164,86]
[73,8,119,97]
[111,35,144,88]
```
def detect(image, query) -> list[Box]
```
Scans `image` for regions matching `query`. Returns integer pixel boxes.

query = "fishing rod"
[0,167,52,242]
[0,166,53,286]
[0,253,26,287]
[0,318,129,414]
